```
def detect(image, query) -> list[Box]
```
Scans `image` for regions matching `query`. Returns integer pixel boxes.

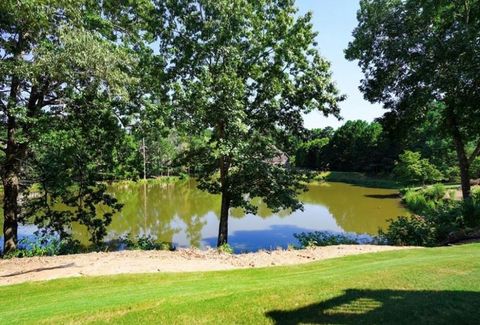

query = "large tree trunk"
[2,73,22,254]
[2,116,20,253]
[446,106,471,199]
[456,148,471,200]
[2,33,44,253]
[3,162,20,253]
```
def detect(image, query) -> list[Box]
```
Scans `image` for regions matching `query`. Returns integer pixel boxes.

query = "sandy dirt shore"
[0,245,414,286]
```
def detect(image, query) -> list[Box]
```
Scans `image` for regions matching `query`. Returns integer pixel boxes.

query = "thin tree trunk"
[217,151,230,247]
[216,119,230,247]
[142,137,146,181]
[217,187,230,247]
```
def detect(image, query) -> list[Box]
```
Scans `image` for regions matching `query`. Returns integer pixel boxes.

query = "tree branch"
[0,99,7,111]
[469,140,480,165]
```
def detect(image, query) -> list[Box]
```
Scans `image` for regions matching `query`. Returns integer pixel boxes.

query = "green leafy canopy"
[164,0,344,216]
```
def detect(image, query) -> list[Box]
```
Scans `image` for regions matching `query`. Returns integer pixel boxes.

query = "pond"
[0,180,408,252]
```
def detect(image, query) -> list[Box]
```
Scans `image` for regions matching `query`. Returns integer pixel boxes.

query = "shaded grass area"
[1,244,480,324]
[268,289,480,324]
[320,171,403,189]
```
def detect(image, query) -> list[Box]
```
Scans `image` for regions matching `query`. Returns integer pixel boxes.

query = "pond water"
[1,181,408,252]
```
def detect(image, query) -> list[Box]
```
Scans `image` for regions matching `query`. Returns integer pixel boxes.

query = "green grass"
[318,171,403,189]
[1,245,480,324]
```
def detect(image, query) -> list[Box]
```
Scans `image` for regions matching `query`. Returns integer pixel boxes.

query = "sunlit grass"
[1,244,479,324]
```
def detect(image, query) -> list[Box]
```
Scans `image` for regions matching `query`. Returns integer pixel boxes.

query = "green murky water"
[1,181,408,251]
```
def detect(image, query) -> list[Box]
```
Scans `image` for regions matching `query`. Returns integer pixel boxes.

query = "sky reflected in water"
[1,180,408,252]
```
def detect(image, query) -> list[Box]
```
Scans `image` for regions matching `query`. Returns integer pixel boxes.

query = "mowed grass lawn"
[1,245,480,324]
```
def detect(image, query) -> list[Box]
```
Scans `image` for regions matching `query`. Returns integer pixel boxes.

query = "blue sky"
[296,0,384,129]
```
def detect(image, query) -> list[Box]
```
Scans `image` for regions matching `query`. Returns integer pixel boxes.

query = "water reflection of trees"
[104,180,293,246]
[300,183,407,234]
[231,197,291,219]
[95,180,220,246]
[72,181,407,246]
[118,184,179,241]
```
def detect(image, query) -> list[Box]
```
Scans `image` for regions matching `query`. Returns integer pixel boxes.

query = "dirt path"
[0,245,414,286]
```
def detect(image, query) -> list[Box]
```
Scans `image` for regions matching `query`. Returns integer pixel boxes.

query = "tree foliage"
[295,121,386,173]
[346,0,480,199]
[0,0,159,252]
[393,150,443,185]
[163,0,344,245]
[325,120,383,172]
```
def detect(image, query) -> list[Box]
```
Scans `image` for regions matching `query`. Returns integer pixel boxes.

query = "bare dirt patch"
[0,245,414,286]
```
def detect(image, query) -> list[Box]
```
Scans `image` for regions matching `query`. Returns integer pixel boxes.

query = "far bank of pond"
[0,180,408,252]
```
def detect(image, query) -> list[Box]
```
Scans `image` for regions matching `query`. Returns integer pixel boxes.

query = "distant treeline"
[295,107,480,184]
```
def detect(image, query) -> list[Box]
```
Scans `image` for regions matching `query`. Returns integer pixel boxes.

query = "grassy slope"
[1,245,480,324]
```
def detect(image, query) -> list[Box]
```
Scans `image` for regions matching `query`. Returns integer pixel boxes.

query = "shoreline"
[0,245,416,286]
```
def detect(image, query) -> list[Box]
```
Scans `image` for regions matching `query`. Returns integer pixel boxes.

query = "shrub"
[402,185,447,215]
[424,183,447,201]
[217,243,234,254]
[294,231,383,248]
[471,186,480,201]
[403,189,430,213]
[393,150,443,185]
[379,216,437,246]
[444,166,460,183]
[471,157,480,179]
[382,188,478,246]
[119,234,175,251]
[2,234,82,259]
[1,233,176,259]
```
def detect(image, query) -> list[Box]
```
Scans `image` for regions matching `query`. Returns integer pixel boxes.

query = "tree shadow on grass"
[1,263,75,277]
[266,289,480,325]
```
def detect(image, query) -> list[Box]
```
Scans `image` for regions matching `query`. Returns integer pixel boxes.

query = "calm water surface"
[2,181,408,251]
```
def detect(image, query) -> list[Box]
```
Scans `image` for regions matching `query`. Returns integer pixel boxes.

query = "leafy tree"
[376,104,460,181]
[324,120,383,172]
[110,134,143,181]
[295,127,334,169]
[164,0,344,246]
[149,130,180,177]
[0,0,157,252]
[393,150,443,185]
[346,0,480,199]
[22,95,137,246]
[311,127,335,140]
[400,106,459,181]
[296,137,330,169]
[137,127,180,178]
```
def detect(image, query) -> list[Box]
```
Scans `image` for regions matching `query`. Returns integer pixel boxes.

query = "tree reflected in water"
[8,180,408,251]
